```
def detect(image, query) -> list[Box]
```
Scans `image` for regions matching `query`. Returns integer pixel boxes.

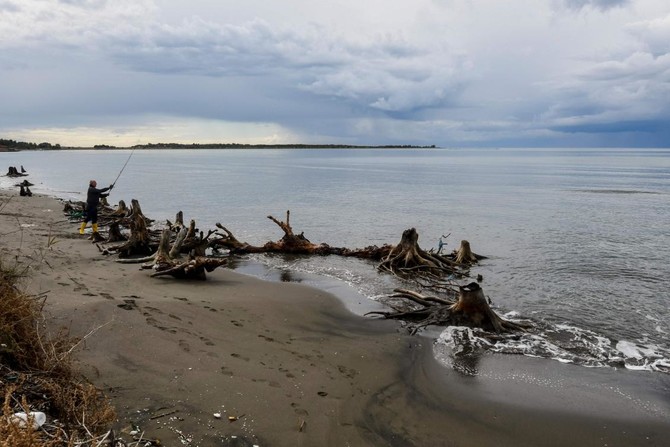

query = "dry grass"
[0,256,116,446]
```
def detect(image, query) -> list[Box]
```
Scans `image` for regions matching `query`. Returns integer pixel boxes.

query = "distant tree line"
[1,138,437,151]
[0,139,61,150]
[130,143,437,149]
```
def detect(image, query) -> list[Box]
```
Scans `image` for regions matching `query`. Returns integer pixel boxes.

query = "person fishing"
[79,149,134,235]
[79,180,113,235]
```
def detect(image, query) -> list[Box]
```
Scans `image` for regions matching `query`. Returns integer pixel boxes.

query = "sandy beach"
[1,188,669,446]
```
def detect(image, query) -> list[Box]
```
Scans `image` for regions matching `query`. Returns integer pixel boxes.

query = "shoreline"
[1,188,669,446]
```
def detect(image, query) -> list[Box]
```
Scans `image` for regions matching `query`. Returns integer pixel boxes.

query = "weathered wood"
[109,199,154,258]
[106,221,127,243]
[368,283,529,335]
[151,256,228,280]
[378,228,461,280]
[453,240,486,264]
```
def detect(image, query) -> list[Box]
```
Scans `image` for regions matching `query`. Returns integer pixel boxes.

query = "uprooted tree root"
[367,282,531,336]
[0,257,116,446]
[377,228,463,280]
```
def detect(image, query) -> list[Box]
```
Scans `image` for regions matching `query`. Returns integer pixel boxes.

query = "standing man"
[79,180,113,235]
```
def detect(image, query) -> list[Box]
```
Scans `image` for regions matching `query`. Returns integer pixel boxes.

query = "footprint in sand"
[99,292,115,300]
[199,336,215,346]
[230,353,250,362]
[146,317,177,334]
[178,340,191,352]
[144,306,164,314]
[117,299,137,311]
[338,365,358,379]
[258,334,278,343]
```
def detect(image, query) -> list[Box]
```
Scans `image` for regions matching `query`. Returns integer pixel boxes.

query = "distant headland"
[0,138,437,151]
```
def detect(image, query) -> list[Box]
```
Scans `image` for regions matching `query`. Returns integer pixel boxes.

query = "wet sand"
[1,189,669,446]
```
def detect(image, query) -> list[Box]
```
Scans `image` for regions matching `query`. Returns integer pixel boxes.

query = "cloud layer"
[1,0,668,146]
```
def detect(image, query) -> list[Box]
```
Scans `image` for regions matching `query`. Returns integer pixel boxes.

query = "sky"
[1,0,669,147]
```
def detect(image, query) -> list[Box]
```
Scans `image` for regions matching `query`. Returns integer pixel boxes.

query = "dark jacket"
[87,185,111,208]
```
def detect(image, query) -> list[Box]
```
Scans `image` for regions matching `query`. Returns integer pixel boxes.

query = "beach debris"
[11,411,46,429]
[453,240,485,265]
[298,418,306,432]
[209,215,479,284]
[149,409,179,420]
[106,199,154,257]
[6,166,28,177]
[210,210,393,258]
[367,282,531,335]
[228,413,245,422]
[19,184,32,197]
[377,228,468,280]
[213,412,222,419]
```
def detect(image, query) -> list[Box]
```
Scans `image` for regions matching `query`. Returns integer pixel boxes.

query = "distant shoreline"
[0,139,438,151]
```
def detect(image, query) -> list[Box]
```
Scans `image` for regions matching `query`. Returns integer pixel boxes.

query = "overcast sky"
[1,0,669,147]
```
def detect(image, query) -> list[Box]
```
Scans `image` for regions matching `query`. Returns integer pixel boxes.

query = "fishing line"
[111,148,136,188]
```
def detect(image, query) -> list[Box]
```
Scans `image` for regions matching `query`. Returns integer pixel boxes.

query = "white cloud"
[627,14,670,55]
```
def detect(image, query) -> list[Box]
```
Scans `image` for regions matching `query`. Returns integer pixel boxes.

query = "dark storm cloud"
[108,18,470,116]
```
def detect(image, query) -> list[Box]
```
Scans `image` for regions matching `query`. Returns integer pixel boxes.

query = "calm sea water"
[2,148,669,373]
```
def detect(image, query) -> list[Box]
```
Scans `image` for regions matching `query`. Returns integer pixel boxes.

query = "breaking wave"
[435,321,670,376]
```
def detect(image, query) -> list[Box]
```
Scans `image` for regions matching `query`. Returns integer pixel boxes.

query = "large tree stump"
[106,221,127,243]
[453,240,486,265]
[378,228,460,280]
[111,199,154,258]
[367,283,529,335]
[6,166,27,177]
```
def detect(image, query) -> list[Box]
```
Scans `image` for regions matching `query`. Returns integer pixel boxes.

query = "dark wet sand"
[2,190,669,446]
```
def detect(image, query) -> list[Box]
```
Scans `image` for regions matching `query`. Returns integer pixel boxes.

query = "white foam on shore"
[435,323,670,374]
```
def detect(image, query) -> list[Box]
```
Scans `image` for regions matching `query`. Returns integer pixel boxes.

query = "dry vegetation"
[0,255,115,446]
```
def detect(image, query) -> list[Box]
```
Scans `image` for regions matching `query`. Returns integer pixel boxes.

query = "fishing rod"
[111,148,135,188]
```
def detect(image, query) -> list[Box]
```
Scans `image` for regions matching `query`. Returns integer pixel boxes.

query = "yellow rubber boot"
[92,223,99,233]
[79,222,87,235]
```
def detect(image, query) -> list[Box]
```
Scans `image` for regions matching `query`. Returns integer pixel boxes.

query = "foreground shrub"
[0,257,115,446]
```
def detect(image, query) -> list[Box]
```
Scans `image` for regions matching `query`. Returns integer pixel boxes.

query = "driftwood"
[131,227,227,280]
[368,283,529,335]
[377,228,462,280]
[209,214,479,282]
[114,216,226,280]
[150,256,228,280]
[19,185,32,197]
[106,221,127,243]
[453,240,486,265]
[6,166,27,177]
[210,211,394,259]
[106,199,155,257]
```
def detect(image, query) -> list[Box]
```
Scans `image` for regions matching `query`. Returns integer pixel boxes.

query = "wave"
[435,323,670,376]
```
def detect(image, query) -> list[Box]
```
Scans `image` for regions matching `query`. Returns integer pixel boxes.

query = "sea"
[2,148,669,375]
